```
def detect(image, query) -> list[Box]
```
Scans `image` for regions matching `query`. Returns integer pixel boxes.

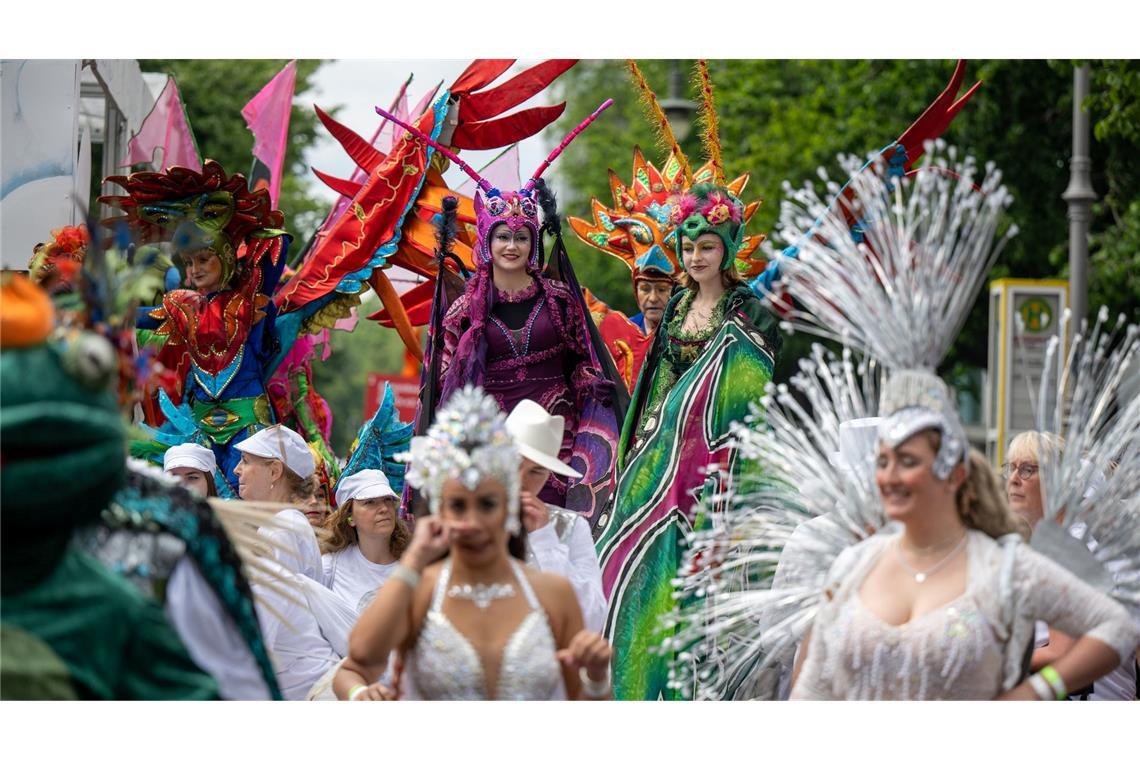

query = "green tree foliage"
[137,59,327,245]
[550,60,1140,395]
[1081,60,1140,320]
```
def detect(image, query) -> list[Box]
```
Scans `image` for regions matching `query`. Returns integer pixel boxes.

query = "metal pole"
[1062,65,1096,330]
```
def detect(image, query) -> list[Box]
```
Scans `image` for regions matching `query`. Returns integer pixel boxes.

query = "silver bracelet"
[579,665,611,699]
[391,563,421,590]
[1027,673,1054,701]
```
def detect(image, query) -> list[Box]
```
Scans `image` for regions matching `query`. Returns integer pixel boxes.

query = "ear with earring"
[346,512,354,526]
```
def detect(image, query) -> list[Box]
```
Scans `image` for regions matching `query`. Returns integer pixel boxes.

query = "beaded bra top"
[405,559,561,700]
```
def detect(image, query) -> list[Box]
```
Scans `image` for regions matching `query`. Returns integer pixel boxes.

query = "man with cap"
[163,442,219,498]
[234,424,343,698]
[233,424,321,524]
[505,400,607,633]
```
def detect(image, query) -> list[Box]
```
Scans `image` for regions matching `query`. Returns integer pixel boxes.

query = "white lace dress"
[403,558,564,700]
[792,530,1139,700]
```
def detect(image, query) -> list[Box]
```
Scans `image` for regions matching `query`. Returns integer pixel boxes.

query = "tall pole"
[1062,65,1096,330]
[662,60,695,143]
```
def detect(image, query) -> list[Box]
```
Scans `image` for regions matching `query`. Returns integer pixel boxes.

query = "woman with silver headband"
[334,386,613,700]
[663,143,1138,700]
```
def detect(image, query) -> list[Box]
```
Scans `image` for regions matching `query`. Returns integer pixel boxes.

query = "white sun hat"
[234,424,315,479]
[163,443,217,474]
[335,469,397,507]
[504,399,584,479]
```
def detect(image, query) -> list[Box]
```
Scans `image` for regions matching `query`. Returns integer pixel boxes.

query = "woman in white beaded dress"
[664,144,1139,701]
[789,398,1136,700]
[333,386,613,701]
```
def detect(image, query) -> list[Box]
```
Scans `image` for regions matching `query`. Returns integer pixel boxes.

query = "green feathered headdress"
[669,182,746,270]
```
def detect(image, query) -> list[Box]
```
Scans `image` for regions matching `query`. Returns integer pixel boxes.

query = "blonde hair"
[1006,430,1064,465]
[918,431,1026,540]
[320,498,411,557]
[958,448,1027,540]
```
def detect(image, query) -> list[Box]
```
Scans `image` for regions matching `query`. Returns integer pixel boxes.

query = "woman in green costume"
[594,183,781,700]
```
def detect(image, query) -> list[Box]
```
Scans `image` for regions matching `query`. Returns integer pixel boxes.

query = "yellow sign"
[987,278,1069,467]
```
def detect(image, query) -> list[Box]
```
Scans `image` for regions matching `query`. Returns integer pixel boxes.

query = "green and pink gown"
[595,284,780,700]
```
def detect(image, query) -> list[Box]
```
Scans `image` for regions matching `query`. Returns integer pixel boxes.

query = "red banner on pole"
[364,373,419,423]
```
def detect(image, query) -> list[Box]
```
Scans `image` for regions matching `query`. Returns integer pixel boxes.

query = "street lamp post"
[660,60,696,143]
[1062,64,1097,330]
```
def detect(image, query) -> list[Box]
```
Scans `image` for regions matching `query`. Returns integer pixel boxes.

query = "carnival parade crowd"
[1,58,1138,703]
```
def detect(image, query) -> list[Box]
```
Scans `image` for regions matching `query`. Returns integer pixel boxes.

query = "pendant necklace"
[895,532,967,584]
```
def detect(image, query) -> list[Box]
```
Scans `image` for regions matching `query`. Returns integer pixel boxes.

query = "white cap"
[234,425,315,479]
[163,443,217,474]
[335,469,397,506]
[504,399,583,479]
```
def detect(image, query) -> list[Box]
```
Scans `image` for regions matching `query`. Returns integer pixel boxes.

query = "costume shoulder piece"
[77,462,283,700]
[1031,308,1140,620]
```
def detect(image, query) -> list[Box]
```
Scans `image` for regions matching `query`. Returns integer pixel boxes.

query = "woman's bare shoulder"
[523,565,576,605]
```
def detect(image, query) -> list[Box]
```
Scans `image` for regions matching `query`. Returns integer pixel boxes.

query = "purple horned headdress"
[375,97,614,406]
[375,98,613,269]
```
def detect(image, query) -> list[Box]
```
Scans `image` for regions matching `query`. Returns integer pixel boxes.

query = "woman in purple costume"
[377,101,627,527]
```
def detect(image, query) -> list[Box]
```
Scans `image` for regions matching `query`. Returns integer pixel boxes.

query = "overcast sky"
[305,59,558,204]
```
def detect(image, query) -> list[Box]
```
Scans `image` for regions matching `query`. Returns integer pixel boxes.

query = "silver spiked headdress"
[1031,308,1140,614]
[399,385,521,534]
[774,141,1015,477]
[663,143,1018,699]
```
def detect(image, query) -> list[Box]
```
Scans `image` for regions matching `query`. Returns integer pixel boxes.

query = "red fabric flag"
[122,77,201,171]
[241,61,297,208]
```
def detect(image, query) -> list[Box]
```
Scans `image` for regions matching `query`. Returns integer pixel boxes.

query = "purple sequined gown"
[440,277,611,507]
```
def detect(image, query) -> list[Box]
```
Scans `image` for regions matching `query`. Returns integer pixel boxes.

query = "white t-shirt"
[322,544,399,613]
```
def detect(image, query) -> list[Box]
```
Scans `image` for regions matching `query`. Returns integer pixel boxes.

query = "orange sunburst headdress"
[568,60,766,282]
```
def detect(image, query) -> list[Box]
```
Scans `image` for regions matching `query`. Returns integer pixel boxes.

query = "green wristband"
[1039,665,1068,700]
[347,684,367,701]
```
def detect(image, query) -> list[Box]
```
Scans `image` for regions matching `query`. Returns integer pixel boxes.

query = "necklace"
[447,581,516,610]
[904,530,967,556]
[894,532,967,584]
[495,277,538,303]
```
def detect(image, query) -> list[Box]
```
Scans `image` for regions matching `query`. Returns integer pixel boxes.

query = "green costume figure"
[595,183,781,700]
[0,273,218,700]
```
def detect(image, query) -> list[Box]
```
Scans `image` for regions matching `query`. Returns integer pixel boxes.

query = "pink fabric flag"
[242,60,297,208]
[122,77,201,171]
[456,144,520,195]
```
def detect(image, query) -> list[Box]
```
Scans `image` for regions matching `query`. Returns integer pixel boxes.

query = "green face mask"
[670,183,745,271]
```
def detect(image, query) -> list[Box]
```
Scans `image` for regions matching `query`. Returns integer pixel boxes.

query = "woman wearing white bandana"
[334,386,613,700]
